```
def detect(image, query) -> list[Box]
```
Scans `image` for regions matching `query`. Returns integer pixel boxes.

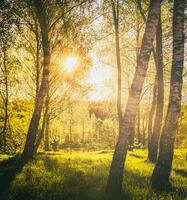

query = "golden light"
[63,56,79,72]
[87,66,114,100]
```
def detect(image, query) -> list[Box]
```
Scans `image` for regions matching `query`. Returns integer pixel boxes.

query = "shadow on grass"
[41,156,135,200]
[128,153,144,159]
[41,156,156,200]
[0,155,186,200]
[174,169,187,177]
[0,155,25,200]
[42,157,105,200]
[37,151,64,156]
[124,169,186,200]
[147,186,186,200]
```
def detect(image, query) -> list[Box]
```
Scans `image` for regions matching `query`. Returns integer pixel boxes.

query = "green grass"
[0,149,186,200]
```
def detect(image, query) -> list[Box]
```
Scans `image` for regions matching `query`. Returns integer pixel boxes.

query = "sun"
[63,56,79,72]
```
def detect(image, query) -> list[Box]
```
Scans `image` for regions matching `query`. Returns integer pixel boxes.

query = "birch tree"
[106,0,162,198]
[151,0,185,190]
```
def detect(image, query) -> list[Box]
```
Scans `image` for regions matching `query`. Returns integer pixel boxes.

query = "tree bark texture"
[151,0,184,190]
[22,0,50,161]
[148,12,164,162]
[106,0,162,198]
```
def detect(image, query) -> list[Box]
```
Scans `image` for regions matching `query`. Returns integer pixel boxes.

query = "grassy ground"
[0,149,186,200]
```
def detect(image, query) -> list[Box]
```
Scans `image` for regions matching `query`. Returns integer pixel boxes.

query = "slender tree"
[151,0,185,190]
[148,11,164,162]
[137,108,141,144]
[111,0,123,139]
[1,46,9,153]
[34,107,47,152]
[106,0,162,198]
[21,0,50,161]
[112,0,122,123]
[135,4,141,146]
[44,91,50,151]
[0,0,17,153]
[34,18,41,102]
[147,75,157,150]
[136,0,164,161]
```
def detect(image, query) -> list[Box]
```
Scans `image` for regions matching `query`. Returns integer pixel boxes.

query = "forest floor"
[0,149,186,200]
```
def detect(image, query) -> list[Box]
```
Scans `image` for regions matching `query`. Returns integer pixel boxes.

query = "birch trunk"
[111,0,123,130]
[106,0,162,198]
[151,0,184,190]
[147,75,157,151]
[148,13,164,162]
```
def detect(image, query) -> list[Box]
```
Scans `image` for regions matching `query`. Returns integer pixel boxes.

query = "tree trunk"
[21,0,50,161]
[137,108,141,144]
[135,11,141,147]
[69,106,73,152]
[1,47,9,153]
[106,0,162,198]
[151,0,184,190]
[34,107,47,152]
[44,114,50,151]
[44,88,50,151]
[35,20,40,102]
[137,0,164,162]
[148,12,164,162]
[81,120,85,144]
[69,120,72,152]
[142,116,146,147]
[147,75,157,151]
[111,0,123,131]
